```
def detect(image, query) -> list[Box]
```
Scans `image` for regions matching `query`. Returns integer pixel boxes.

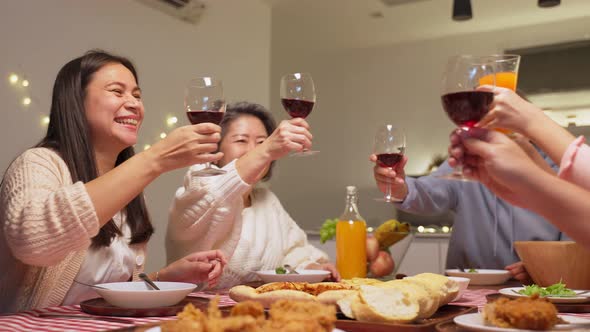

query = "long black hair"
[36,50,153,248]
[220,102,277,181]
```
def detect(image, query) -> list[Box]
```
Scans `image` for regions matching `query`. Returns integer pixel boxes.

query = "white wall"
[0,0,271,273]
[269,14,590,230]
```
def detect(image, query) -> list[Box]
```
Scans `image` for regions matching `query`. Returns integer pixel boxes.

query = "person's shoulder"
[11,147,62,168]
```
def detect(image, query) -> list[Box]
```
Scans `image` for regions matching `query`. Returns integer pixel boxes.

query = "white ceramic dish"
[445,269,511,286]
[255,269,331,283]
[94,281,198,309]
[454,312,590,332]
[498,287,590,304]
[448,276,470,301]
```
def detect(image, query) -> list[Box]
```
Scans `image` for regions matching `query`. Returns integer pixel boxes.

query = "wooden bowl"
[514,241,590,289]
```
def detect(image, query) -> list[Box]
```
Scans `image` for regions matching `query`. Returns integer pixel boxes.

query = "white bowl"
[256,269,331,283]
[445,269,511,286]
[447,276,470,301]
[94,281,197,309]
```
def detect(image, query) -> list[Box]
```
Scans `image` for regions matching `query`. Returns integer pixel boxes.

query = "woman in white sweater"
[166,102,338,288]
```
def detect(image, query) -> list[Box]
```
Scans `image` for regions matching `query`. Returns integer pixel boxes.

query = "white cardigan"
[166,160,329,288]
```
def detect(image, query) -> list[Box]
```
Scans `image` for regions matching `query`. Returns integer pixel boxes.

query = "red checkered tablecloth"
[0,291,236,332]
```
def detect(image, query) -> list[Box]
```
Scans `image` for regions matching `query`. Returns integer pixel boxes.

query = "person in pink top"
[0,50,227,313]
[475,86,585,184]
[447,87,590,250]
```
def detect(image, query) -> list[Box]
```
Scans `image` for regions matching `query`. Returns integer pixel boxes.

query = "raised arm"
[476,86,575,165]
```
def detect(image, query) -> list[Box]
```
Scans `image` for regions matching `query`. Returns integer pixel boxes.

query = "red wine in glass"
[376,153,404,168]
[184,77,226,176]
[187,110,224,125]
[280,72,318,156]
[281,99,315,119]
[441,91,494,129]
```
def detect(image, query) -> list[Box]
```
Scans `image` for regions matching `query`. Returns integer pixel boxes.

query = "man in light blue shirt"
[372,153,567,282]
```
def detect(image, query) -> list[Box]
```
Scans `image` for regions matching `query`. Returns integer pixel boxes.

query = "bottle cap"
[346,185,357,195]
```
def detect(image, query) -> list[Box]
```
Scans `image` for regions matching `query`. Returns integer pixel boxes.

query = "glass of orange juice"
[479,54,521,134]
[478,54,520,91]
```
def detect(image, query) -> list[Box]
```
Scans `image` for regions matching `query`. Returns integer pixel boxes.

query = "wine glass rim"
[187,77,222,87]
[281,72,312,79]
[449,54,520,65]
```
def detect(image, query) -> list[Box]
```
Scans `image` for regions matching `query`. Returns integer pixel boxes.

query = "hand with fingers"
[505,261,533,285]
[305,262,341,282]
[475,86,542,135]
[447,127,547,209]
[369,154,409,202]
[144,123,223,174]
[261,118,313,159]
[157,250,227,288]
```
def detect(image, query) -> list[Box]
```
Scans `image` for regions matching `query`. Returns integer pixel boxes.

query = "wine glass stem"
[385,175,393,200]
[204,162,212,169]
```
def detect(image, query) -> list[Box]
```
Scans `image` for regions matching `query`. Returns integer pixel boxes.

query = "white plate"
[445,269,511,286]
[255,269,331,283]
[454,312,590,332]
[146,327,345,332]
[499,287,590,303]
[94,281,197,309]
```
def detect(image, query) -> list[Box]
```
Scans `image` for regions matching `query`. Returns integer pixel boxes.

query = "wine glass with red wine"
[440,55,496,181]
[185,77,226,176]
[373,125,406,202]
[280,72,318,156]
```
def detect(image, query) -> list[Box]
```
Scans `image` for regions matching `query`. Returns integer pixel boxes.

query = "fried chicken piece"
[268,299,337,332]
[160,318,205,332]
[230,300,266,324]
[262,318,325,332]
[483,295,560,330]
[206,315,260,332]
[161,303,207,332]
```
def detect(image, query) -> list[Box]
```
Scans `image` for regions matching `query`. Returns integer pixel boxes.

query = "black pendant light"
[453,0,472,21]
[538,0,561,7]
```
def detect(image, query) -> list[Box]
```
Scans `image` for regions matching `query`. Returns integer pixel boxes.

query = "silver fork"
[138,272,160,290]
[283,264,300,275]
[72,280,108,290]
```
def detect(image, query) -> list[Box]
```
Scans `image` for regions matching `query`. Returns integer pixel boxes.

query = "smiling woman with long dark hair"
[0,50,227,313]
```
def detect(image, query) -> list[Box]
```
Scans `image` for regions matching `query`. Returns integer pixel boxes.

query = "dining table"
[1,281,589,332]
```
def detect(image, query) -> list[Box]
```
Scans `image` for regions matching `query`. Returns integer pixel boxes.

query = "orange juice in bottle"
[336,186,367,279]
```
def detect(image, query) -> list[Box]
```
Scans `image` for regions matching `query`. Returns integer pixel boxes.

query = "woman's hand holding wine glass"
[280,72,319,156]
[260,118,313,160]
[439,55,496,181]
[185,77,226,176]
[145,123,223,174]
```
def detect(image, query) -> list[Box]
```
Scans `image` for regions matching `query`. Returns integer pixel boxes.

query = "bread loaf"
[377,279,438,318]
[351,285,420,324]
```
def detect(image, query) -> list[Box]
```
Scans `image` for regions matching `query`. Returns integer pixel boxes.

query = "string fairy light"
[9,74,19,85]
[159,132,167,139]
[166,116,178,127]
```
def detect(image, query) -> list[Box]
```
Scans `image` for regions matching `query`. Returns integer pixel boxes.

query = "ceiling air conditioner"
[136,0,206,24]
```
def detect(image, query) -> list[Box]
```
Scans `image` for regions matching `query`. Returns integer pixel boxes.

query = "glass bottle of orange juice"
[336,186,367,279]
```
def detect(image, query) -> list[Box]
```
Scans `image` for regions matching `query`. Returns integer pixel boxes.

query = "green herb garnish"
[275,266,287,274]
[468,268,478,273]
[320,218,338,244]
[518,280,577,297]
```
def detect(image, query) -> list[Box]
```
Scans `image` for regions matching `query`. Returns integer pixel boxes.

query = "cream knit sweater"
[166,161,329,288]
[0,148,145,313]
